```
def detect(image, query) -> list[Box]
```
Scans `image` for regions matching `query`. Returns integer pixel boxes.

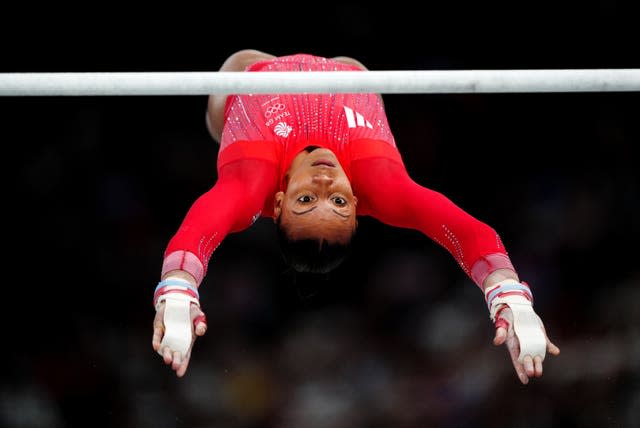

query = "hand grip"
[158,297,193,356]
[511,303,547,362]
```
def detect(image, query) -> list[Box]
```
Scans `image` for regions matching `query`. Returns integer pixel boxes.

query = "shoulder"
[349,139,405,165]
[217,140,281,171]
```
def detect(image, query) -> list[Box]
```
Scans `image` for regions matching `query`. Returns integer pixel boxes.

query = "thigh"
[206,50,277,143]
[332,56,385,106]
[331,56,369,70]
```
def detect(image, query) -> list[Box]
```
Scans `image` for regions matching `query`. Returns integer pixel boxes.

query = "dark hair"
[276,217,355,274]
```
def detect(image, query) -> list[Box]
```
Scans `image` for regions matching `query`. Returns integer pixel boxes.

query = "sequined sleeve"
[352,157,515,288]
[162,159,279,285]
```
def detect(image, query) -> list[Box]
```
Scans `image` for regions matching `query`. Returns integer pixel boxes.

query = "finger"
[516,365,529,384]
[152,327,163,351]
[523,354,534,377]
[195,322,207,336]
[495,316,509,332]
[547,339,561,356]
[494,307,513,346]
[493,327,507,345]
[533,355,543,377]
[162,346,173,365]
[540,320,561,356]
[152,310,165,351]
[505,333,529,384]
[176,353,191,378]
[511,356,529,384]
[172,351,182,370]
[512,356,529,384]
[191,305,207,336]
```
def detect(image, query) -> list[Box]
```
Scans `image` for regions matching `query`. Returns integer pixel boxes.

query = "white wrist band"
[485,279,547,362]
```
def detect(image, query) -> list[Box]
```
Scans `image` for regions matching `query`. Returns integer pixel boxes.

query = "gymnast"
[152,49,560,381]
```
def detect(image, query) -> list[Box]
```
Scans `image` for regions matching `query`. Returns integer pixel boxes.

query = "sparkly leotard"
[162,54,515,287]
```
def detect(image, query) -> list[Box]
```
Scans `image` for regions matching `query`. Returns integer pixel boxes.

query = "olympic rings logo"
[264,103,286,117]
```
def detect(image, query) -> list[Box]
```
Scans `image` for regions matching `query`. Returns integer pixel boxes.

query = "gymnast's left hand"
[493,306,560,384]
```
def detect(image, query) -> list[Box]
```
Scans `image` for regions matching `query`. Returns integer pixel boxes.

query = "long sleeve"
[162,159,279,285]
[351,157,515,288]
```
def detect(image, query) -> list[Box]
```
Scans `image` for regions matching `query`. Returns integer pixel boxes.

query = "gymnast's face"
[274,147,358,243]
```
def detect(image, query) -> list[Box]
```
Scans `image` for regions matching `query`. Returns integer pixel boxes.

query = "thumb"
[494,326,507,345]
[493,314,510,345]
[192,310,207,336]
[195,320,207,336]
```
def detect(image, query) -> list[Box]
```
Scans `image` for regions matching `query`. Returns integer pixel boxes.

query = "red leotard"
[162,54,515,287]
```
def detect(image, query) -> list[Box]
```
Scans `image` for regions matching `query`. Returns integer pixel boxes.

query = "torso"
[218,54,398,188]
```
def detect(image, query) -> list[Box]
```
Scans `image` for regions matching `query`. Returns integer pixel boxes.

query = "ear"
[273,191,285,222]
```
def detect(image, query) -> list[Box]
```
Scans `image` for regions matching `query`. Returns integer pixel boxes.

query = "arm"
[352,157,560,383]
[352,157,512,287]
[162,158,279,285]
[153,158,278,377]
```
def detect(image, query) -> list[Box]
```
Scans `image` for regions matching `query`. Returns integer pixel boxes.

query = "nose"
[312,174,333,185]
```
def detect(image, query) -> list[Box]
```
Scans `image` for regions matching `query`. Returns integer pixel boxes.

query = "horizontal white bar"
[0,69,639,96]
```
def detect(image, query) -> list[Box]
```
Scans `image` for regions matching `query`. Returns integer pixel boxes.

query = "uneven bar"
[0,69,639,96]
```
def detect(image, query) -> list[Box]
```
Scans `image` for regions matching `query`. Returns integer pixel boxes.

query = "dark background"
[1,2,638,427]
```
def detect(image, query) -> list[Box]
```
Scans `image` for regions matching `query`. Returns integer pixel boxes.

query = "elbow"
[226,180,270,230]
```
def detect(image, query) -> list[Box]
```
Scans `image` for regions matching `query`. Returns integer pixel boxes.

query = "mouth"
[312,159,335,167]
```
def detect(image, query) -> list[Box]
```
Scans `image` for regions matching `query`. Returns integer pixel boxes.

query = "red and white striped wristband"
[484,279,533,322]
[484,279,547,362]
[153,278,200,311]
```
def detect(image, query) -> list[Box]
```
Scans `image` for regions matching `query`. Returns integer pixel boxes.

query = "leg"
[332,56,384,106]
[331,56,369,70]
[206,49,276,143]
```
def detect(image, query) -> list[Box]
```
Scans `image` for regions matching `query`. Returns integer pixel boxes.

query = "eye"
[332,196,347,206]
[297,195,314,203]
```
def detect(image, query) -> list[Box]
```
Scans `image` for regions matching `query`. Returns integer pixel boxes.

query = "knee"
[332,56,369,70]
[220,49,276,72]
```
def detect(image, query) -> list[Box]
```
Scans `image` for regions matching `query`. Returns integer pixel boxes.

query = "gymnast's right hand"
[152,277,207,377]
